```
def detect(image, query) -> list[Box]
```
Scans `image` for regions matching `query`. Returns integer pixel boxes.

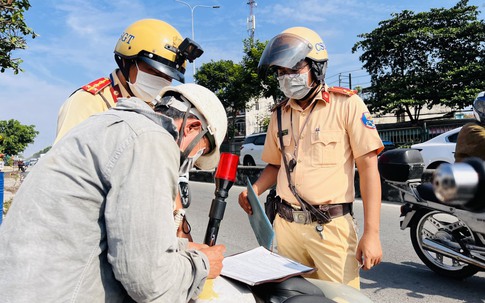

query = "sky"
[1,0,484,157]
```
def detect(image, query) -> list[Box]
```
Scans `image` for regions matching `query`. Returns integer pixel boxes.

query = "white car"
[411,127,462,169]
[239,133,267,166]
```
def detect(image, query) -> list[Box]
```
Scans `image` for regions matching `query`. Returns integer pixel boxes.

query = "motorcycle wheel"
[410,209,480,279]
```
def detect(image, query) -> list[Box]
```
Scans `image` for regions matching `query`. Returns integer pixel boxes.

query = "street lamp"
[175,0,220,77]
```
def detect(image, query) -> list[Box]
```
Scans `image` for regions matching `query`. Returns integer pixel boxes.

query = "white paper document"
[221,246,315,286]
[246,177,274,250]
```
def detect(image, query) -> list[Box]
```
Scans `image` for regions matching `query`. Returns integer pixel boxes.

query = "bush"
[3,198,12,216]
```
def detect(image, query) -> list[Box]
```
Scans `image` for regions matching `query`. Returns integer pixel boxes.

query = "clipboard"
[246,177,274,250]
[221,246,315,285]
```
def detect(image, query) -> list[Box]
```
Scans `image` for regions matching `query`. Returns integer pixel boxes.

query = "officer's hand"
[356,232,382,271]
[238,190,252,215]
[199,244,226,279]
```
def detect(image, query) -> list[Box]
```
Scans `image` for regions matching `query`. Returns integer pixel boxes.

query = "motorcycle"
[378,148,485,279]
[193,275,373,303]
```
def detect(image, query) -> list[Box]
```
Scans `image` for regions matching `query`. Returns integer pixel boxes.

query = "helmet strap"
[114,55,135,85]
[177,101,209,162]
[179,128,208,166]
[298,83,323,103]
[310,61,328,85]
[177,103,192,146]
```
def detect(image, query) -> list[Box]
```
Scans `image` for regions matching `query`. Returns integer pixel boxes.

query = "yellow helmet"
[114,19,203,83]
[258,26,328,83]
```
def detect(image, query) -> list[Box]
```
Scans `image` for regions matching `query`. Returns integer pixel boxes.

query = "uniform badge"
[361,112,376,129]
[82,78,111,95]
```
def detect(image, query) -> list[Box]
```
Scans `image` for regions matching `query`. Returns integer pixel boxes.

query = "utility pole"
[247,0,257,42]
[338,73,353,88]
[175,0,220,77]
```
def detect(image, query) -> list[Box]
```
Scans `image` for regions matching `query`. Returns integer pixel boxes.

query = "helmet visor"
[258,33,313,74]
[139,53,185,83]
[473,96,485,114]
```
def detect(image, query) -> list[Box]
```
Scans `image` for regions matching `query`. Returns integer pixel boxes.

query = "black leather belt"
[277,200,353,224]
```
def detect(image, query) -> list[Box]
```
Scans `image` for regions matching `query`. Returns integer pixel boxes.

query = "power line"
[326,69,365,79]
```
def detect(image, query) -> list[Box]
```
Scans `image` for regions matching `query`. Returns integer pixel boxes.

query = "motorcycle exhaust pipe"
[422,238,485,270]
[433,163,479,207]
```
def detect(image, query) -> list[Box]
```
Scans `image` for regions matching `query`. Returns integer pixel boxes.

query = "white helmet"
[154,83,227,170]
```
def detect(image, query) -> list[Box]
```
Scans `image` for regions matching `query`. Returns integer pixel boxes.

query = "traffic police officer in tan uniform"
[239,27,384,289]
[55,19,203,239]
[455,91,485,162]
[55,19,202,143]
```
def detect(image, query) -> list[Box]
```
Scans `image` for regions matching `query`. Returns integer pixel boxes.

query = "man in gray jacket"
[0,83,228,303]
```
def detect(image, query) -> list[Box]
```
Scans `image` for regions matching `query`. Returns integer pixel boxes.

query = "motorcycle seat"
[416,183,441,203]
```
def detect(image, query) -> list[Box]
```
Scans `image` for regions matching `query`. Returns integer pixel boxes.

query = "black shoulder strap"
[276,107,332,222]
[277,107,308,213]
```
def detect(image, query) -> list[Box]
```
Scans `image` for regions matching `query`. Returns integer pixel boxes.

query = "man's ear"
[184,119,202,134]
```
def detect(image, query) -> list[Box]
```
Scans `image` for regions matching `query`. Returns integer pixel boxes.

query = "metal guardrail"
[377,121,468,147]
[378,127,425,146]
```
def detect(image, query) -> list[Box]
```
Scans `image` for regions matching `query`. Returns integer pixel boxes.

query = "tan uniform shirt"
[262,86,384,206]
[55,70,129,144]
[455,122,485,162]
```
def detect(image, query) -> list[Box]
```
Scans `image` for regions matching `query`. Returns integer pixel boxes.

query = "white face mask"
[179,148,205,177]
[278,71,312,100]
[128,63,171,102]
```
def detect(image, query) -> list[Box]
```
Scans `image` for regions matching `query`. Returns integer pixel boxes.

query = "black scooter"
[378,149,485,279]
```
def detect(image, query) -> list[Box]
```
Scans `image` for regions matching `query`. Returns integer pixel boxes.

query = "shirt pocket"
[311,130,343,167]
[276,133,292,150]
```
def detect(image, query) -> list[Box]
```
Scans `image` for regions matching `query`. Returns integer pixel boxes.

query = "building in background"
[244,97,274,136]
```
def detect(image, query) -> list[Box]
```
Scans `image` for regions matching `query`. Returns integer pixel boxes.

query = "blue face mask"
[278,71,312,100]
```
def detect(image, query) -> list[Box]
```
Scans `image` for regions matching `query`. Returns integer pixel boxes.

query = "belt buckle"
[292,211,311,224]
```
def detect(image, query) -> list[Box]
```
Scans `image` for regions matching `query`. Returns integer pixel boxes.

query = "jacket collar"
[113,97,179,141]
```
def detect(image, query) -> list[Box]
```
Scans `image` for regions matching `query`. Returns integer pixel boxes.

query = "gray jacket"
[0,98,209,302]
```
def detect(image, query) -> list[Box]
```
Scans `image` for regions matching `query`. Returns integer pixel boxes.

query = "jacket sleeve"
[104,130,209,302]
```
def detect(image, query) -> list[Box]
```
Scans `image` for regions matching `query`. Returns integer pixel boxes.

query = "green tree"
[352,0,485,122]
[0,119,38,155]
[195,59,249,142]
[1,0,37,74]
[241,38,284,104]
[32,146,50,159]
[195,39,285,141]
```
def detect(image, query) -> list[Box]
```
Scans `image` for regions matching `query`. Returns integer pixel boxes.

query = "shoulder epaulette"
[82,77,111,95]
[270,98,289,112]
[328,86,358,97]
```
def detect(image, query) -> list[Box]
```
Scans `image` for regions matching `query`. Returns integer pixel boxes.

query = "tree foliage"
[195,59,248,141]
[0,119,38,155]
[0,0,37,74]
[32,146,50,159]
[195,38,283,140]
[352,0,485,122]
[240,38,284,103]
